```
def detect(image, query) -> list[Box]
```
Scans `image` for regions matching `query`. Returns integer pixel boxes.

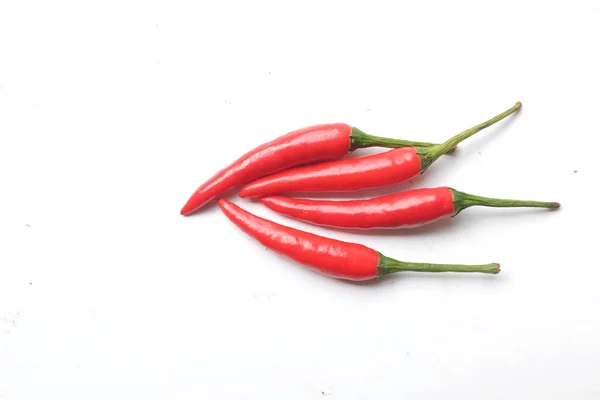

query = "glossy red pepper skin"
[260,187,561,229]
[239,147,423,198]
[180,124,353,215]
[218,198,380,280]
[260,187,455,229]
[218,199,501,279]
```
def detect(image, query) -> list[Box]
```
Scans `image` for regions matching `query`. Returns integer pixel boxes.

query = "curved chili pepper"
[260,187,560,230]
[239,102,521,198]
[218,199,500,281]
[180,124,440,216]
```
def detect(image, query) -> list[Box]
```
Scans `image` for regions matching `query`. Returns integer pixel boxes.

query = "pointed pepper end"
[238,186,252,198]
[217,198,233,213]
[180,197,200,216]
[259,196,274,205]
[180,203,193,216]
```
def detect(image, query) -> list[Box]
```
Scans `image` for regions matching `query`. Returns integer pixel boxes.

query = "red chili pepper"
[218,199,500,281]
[239,102,521,198]
[260,187,560,230]
[180,124,440,216]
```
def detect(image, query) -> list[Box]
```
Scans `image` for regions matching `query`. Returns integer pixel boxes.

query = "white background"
[1,1,599,398]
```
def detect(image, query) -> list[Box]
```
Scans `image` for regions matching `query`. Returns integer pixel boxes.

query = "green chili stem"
[451,188,560,215]
[349,127,440,150]
[419,102,521,170]
[377,253,500,275]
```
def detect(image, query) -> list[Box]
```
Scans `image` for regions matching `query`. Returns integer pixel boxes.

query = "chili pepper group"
[181,102,560,282]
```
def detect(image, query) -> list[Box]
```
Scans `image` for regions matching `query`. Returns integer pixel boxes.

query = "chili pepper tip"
[180,203,192,215]
[180,198,198,215]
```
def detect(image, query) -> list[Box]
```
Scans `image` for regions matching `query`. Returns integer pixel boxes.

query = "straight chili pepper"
[239,102,521,199]
[260,187,560,230]
[218,199,500,281]
[180,124,440,215]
